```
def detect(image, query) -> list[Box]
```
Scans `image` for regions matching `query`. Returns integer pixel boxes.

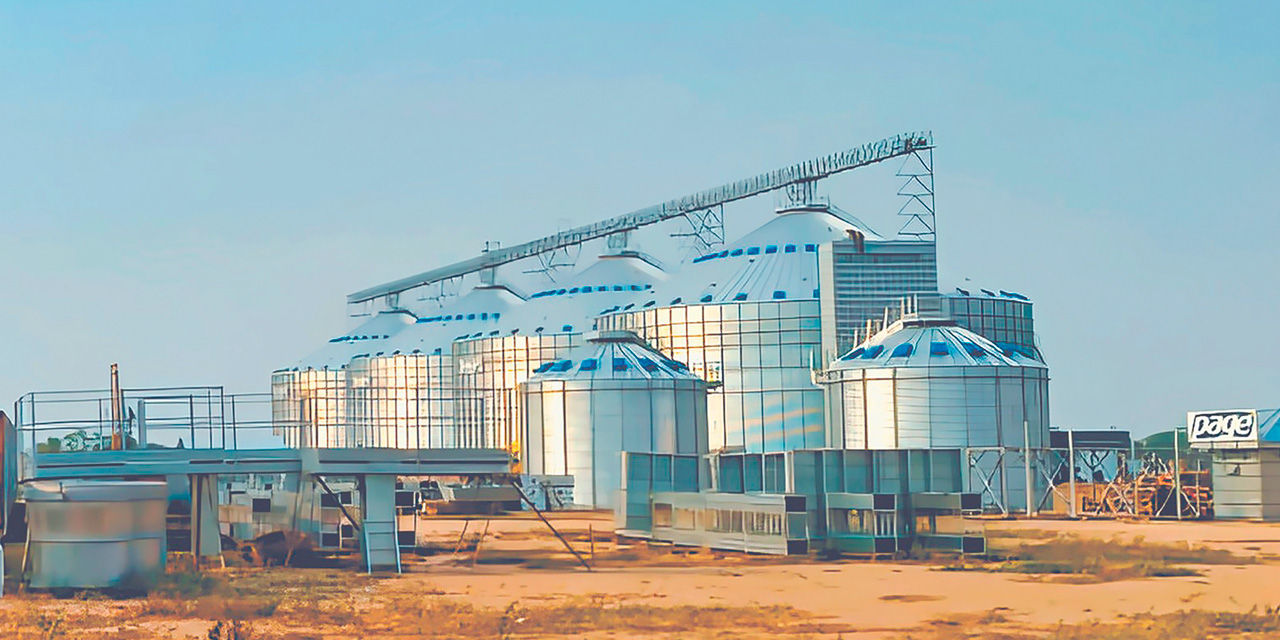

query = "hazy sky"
[2,2,1276,437]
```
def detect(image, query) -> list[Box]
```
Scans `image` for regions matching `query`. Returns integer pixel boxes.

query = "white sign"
[1187,409,1258,444]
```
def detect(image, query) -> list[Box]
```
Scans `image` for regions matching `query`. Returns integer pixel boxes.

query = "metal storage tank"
[520,330,708,508]
[599,203,876,453]
[818,316,1049,512]
[24,480,168,589]
[273,309,416,447]
[347,283,525,449]
[453,250,667,450]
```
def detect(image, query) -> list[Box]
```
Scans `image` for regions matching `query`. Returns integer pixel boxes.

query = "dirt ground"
[5,513,1280,639]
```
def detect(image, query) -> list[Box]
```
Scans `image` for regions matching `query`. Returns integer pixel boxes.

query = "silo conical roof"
[493,251,666,336]
[526,330,702,382]
[379,283,525,355]
[637,203,880,306]
[290,309,417,371]
[830,316,1045,370]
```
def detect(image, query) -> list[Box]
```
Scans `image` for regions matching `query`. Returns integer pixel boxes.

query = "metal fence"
[13,387,293,462]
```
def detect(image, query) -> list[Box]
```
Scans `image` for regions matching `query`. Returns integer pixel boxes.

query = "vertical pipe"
[1068,429,1078,518]
[1131,439,1137,516]
[220,390,227,450]
[230,396,238,451]
[1174,427,1182,520]
[188,395,196,449]
[137,400,148,449]
[998,451,1009,516]
[1024,420,1033,516]
[1196,459,1202,516]
[191,475,202,567]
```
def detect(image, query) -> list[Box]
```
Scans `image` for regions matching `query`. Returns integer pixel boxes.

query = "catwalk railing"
[14,387,286,453]
[13,387,296,478]
[13,387,517,482]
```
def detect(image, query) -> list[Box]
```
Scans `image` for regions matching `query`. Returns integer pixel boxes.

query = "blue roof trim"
[1259,410,1280,443]
[688,245,804,265]
[841,347,866,360]
[530,283,653,298]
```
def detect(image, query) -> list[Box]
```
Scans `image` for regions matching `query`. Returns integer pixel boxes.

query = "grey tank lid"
[23,479,169,502]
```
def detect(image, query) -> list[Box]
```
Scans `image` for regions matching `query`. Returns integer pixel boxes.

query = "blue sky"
[1,2,1276,436]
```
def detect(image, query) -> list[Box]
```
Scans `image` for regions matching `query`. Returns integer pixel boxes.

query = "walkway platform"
[27,447,513,480]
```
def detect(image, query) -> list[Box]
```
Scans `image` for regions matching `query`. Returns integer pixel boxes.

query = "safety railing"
[13,387,304,480]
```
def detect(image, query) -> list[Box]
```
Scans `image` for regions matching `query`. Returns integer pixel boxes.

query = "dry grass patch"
[1046,608,1280,640]
[356,594,853,638]
[903,607,1280,640]
[937,534,1244,583]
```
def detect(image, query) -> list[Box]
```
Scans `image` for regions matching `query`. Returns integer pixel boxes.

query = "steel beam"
[348,131,934,304]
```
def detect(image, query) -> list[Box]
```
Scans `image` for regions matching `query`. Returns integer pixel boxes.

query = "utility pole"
[110,364,124,450]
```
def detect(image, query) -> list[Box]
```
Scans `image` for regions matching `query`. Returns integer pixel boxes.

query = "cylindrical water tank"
[519,331,708,508]
[820,317,1049,511]
[24,480,168,589]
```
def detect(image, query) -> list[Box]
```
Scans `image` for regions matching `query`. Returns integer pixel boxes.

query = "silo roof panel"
[829,317,1046,371]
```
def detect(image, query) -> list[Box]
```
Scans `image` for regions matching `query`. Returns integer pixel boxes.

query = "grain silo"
[599,203,885,453]
[819,316,1049,512]
[272,309,417,447]
[519,330,708,508]
[452,249,667,450]
[347,283,525,449]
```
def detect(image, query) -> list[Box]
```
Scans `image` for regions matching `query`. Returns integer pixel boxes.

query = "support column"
[359,475,400,572]
[189,474,222,560]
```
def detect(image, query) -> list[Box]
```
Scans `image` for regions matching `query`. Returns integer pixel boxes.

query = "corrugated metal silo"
[520,330,708,508]
[272,309,417,447]
[348,284,524,449]
[452,250,667,450]
[599,204,873,453]
[820,316,1049,512]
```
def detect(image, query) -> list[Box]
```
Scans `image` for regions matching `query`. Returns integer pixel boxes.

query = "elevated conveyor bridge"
[349,131,935,308]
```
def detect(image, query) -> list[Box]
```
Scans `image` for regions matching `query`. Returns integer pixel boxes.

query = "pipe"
[1068,429,1077,518]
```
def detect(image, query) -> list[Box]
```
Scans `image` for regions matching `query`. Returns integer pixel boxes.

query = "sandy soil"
[4,513,1280,638]
[392,513,1280,638]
